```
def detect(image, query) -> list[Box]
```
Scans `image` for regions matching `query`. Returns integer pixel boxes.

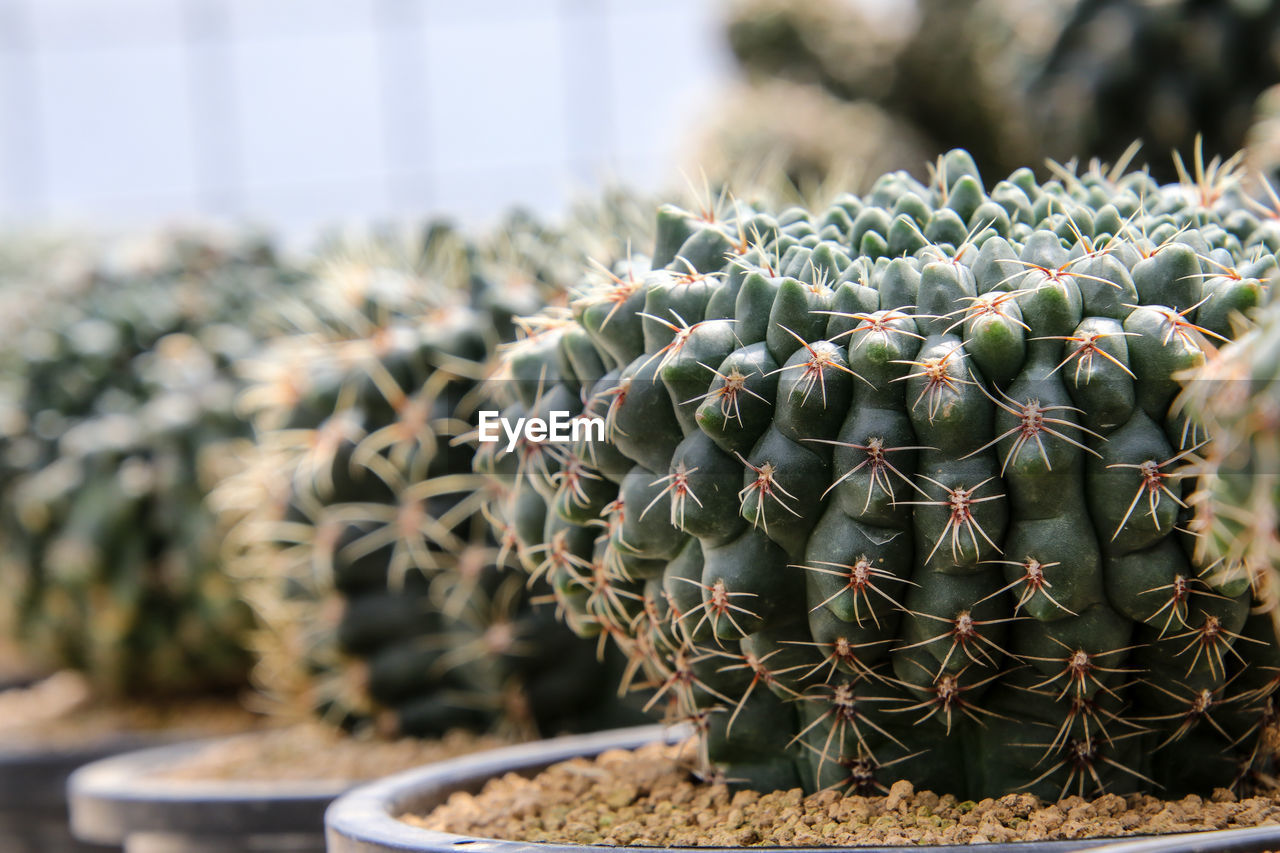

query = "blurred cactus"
[713,0,1280,183]
[689,81,934,197]
[725,0,906,102]
[0,231,300,696]
[892,0,1072,173]
[1032,0,1280,177]
[1248,83,1280,182]
[216,202,653,739]
[1180,261,1280,640]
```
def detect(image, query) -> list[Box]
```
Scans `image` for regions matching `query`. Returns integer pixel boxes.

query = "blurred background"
[0,0,731,232]
[0,0,1278,234]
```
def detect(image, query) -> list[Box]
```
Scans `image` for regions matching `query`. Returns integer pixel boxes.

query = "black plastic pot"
[68,737,354,853]
[0,732,164,853]
[324,725,1280,853]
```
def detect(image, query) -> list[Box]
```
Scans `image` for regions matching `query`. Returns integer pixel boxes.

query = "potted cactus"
[68,205,654,853]
[0,229,300,853]
[325,147,1280,850]
[716,0,1280,184]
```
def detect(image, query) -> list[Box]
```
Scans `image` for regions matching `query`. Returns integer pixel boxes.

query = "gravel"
[406,741,1280,847]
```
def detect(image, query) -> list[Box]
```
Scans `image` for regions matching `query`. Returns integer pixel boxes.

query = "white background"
[0,0,733,233]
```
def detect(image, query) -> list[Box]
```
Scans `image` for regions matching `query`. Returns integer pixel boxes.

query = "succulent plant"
[0,231,299,696]
[1248,84,1280,183]
[1033,0,1280,179]
[688,81,934,198]
[725,0,906,104]
[1179,215,1280,636]
[718,0,1280,183]
[478,148,1280,799]
[217,207,652,739]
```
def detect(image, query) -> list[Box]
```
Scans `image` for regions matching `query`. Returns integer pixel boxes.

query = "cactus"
[719,0,1280,183]
[0,231,299,695]
[218,209,651,739]
[1033,0,1280,179]
[1248,84,1280,183]
[1179,241,1280,639]
[688,81,934,197]
[478,148,1280,799]
[725,0,905,104]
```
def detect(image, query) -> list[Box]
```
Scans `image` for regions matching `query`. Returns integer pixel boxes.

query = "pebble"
[404,741,1280,847]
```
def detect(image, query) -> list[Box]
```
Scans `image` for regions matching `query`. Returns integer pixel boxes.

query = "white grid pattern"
[0,0,732,231]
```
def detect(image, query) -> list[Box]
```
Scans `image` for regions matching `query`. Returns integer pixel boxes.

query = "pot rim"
[1082,825,1280,853]
[325,724,676,853]
[325,724,1271,853]
[69,735,357,799]
[0,728,175,815]
[0,729,165,764]
[68,735,353,844]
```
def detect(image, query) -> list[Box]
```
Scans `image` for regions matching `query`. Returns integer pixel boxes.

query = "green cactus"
[689,81,934,198]
[1032,0,1280,179]
[478,148,1280,799]
[1248,84,1280,183]
[0,231,300,696]
[720,0,1280,183]
[1179,237,1280,642]
[218,209,652,739]
[725,0,905,104]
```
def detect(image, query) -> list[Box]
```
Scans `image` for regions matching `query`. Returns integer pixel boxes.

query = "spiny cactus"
[217,208,651,739]
[0,231,299,695]
[1248,84,1280,183]
[478,148,1280,800]
[1033,0,1280,178]
[688,81,933,197]
[725,0,906,104]
[1179,221,1280,636]
[719,0,1280,183]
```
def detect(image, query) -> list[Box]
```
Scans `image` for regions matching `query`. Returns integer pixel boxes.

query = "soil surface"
[0,671,262,748]
[407,742,1280,846]
[153,722,510,783]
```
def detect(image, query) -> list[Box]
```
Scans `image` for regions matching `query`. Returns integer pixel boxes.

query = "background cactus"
[217,204,653,739]
[0,231,299,696]
[716,0,1280,183]
[1249,84,1280,183]
[688,80,933,197]
[1033,0,1280,177]
[479,148,1280,799]
[1179,266,1280,639]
